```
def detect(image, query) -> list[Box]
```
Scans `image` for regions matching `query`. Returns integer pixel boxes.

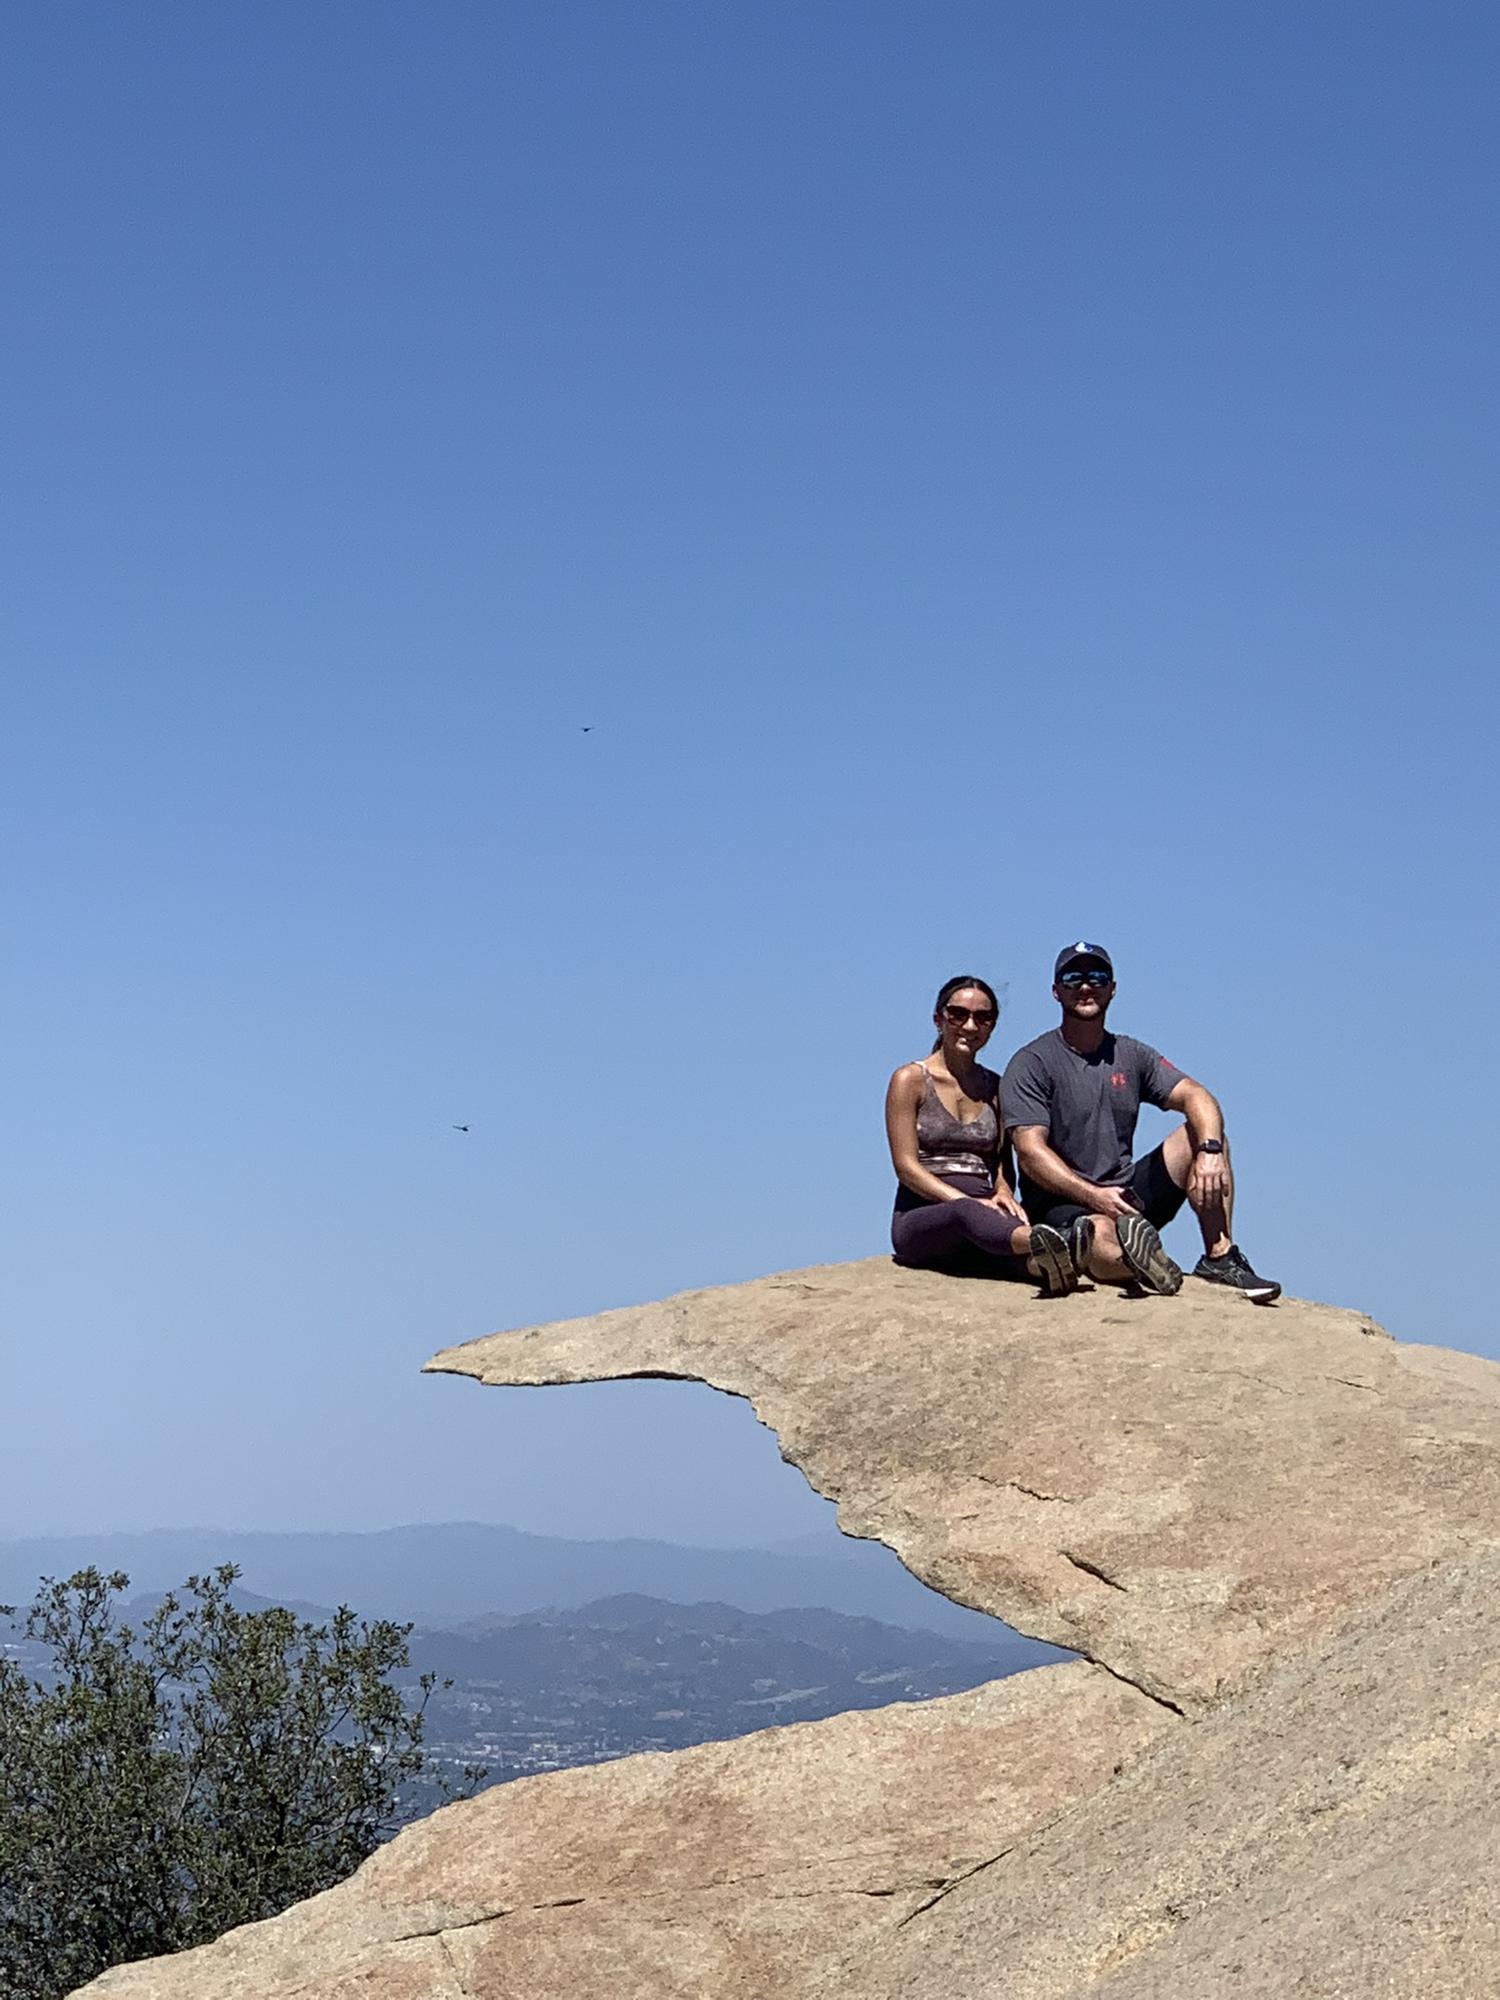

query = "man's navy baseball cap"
[1054,940,1114,980]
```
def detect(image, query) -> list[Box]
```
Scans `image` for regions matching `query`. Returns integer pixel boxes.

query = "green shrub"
[0,1564,468,1999]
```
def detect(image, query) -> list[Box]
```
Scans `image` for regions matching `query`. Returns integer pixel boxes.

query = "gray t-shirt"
[1000,1030,1186,1189]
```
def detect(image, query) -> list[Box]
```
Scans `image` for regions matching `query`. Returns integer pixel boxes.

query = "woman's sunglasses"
[1058,968,1112,988]
[941,1004,997,1026]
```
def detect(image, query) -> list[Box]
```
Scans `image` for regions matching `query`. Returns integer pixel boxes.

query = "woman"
[885,975,1076,1295]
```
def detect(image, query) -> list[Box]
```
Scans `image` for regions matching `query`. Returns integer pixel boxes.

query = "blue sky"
[3,1,1496,1546]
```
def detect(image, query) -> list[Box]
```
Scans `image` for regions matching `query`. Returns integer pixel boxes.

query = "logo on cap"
[1054,939,1115,981]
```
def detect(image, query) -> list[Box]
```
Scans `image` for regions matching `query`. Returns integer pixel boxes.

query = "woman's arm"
[989,1078,1025,1217]
[884,1064,965,1204]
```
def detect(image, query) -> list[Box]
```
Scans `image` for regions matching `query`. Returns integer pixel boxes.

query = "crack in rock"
[397,1876,951,1953]
[1222,1368,1295,1396]
[895,1853,1008,1930]
[388,1852,948,1948]
[890,1704,1194,1943]
[1086,1653,1188,1718]
[892,1773,1132,1935]
[1063,1551,1129,1592]
[436,1930,469,1998]
[970,1471,1079,1502]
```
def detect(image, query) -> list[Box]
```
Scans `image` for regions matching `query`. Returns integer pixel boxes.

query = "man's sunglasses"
[1058,968,1112,989]
[941,1004,997,1026]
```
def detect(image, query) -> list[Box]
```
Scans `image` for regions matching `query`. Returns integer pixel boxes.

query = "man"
[1000,942,1280,1301]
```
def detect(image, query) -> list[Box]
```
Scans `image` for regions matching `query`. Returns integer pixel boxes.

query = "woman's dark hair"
[930,974,1001,1051]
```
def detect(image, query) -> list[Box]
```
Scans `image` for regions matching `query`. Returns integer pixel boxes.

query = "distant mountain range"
[0,1521,1017,1641]
[397,1591,1065,1790]
[414,1591,1058,1698]
[2,1563,1068,1811]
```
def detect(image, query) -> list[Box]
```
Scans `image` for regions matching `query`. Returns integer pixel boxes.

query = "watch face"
[1198,1140,1223,1153]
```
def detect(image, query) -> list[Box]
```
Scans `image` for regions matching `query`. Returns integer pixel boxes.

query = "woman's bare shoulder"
[887,1059,929,1092]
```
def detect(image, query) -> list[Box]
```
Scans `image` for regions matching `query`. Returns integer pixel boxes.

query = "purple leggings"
[891,1177,1027,1278]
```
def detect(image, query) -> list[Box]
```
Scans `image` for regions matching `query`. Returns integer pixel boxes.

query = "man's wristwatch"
[1195,1139,1224,1155]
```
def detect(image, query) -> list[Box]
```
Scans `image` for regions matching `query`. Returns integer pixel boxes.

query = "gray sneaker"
[1027,1223,1078,1298]
[1068,1214,1095,1280]
[1116,1212,1183,1296]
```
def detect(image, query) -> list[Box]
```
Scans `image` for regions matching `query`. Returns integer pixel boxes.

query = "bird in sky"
[580,725,593,733]
[452,1124,470,1132]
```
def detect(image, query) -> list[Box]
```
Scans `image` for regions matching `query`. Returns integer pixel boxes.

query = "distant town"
[397,1592,1061,1804]
[1,1524,1067,1829]
[2,1579,1062,1824]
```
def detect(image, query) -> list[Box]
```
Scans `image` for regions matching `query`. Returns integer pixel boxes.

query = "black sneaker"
[1193,1245,1281,1303]
[1116,1211,1183,1296]
[1068,1214,1095,1280]
[1027,1223,1078,1298]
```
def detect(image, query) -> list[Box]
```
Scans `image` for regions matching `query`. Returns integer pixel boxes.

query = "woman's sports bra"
[913,1063,1000,1187]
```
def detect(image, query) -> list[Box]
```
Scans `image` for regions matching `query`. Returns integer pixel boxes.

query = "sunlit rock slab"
[427,1259,1500,1712]
[812,1541,1500,1999]
[74,1663,1168,2000]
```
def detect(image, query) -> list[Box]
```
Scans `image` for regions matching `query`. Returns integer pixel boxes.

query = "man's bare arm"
[1165,1077,1230,1210]
[1008,1125,1139,1220]
[1165,1075,1223,1143]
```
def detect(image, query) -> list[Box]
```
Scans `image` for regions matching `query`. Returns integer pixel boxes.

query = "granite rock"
[76,1665,1166,1998]
[811,1542,1500,1999]
[427,1260,1500,1712]
[72,1260,1500,1998]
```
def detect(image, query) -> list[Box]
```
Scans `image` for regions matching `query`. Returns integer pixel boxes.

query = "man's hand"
[987,1186,1025,1221]
[1187,1150,1231,1212]
[1088,1184,1140,1221]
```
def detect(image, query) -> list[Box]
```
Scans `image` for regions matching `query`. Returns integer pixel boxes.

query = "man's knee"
[1160,1123,1194,1184]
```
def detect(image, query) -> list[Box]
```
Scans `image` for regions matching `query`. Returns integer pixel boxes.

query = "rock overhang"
[424,1258,1500,1715]
[72,1262,1500,1998]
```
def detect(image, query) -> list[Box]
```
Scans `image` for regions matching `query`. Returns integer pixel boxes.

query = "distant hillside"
[3,1577,1065,1809]
[0,1521,1012,1639]
[399,1592,1064,1793]
[414,1591,1057,1694]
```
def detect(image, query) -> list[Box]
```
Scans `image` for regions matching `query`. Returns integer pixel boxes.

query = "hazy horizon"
[0,1515,855,1553]
[0,1515,1009,1640]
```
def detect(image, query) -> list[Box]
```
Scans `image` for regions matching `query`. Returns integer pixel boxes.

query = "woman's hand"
[987,1186,1025,1220]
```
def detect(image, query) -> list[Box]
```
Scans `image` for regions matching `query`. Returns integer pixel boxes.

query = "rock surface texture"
[81,1666,1166,1999]
[429,1260,1500,1714]
[809,1543,1500,2000]
[76,1262,1500,1997]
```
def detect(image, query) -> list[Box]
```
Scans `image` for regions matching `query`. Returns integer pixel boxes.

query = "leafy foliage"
[0,1565,474,1999]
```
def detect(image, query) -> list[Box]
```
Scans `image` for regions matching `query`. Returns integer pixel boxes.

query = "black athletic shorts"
[1020,1142,1187,1235]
